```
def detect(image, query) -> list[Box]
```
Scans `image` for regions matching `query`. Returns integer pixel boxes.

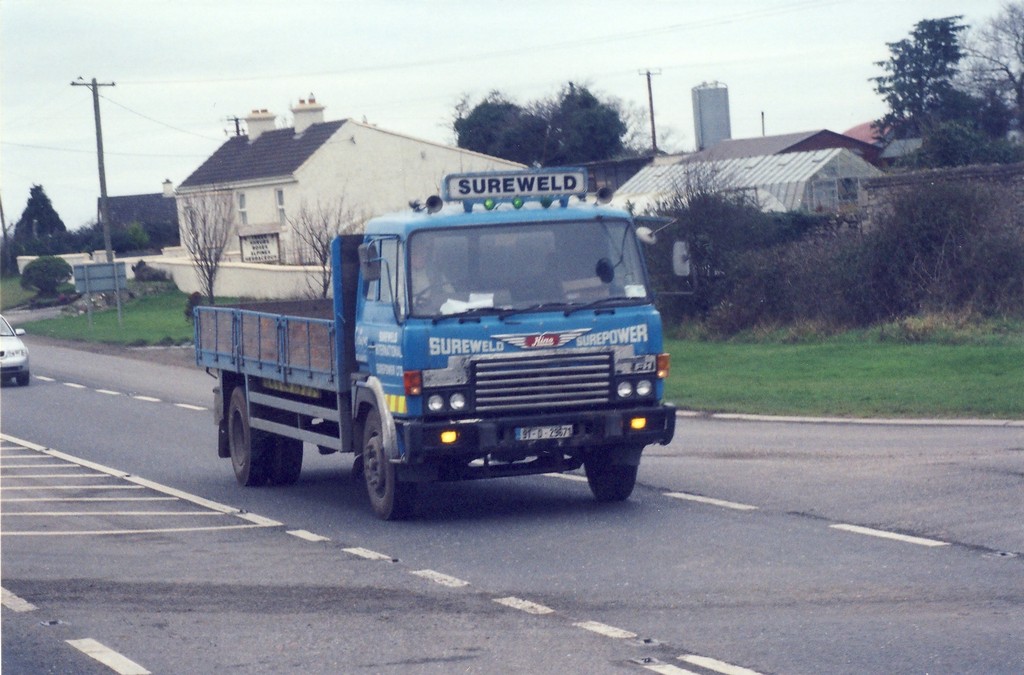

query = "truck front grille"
[473,353,612,411]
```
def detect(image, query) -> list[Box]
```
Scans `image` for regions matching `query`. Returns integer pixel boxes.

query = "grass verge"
[22,288,195,346]
[665,338,1023,419]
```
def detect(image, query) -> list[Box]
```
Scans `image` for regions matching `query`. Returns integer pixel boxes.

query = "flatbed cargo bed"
[194,300,338,389]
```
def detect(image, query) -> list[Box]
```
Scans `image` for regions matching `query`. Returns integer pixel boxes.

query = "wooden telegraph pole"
[71,77,116,263]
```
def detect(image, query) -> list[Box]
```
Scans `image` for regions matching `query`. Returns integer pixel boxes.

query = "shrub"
[20,256,73,295]
[701,180,1024,336]
[185,291,204,324]
[131,260,168,282]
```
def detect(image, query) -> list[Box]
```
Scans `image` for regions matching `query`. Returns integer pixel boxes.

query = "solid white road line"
[411,569,470,588]
[574,620,637,639]
[493,596,554,615]
[679,653,764,675]
[5,524,267,537]
[1,587,37,612]
[174,403,206,411]
[665,492,758,511]
[3,511,224,517]
[66,638,150,675]
[830,523,950,547]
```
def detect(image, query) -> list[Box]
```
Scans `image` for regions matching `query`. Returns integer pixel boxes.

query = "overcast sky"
[1,0,1008,231]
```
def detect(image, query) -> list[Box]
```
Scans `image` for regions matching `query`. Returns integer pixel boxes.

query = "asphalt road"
[2,338,1022,674]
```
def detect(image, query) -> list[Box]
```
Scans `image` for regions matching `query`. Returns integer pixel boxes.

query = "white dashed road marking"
[830,523,949,547]
[66,638,150,675]
[574,620,637,639]
[287,529,330,542]
[679,653,764,675]
[343,546,394,561]
[1,587,38,612]
[665,492,758,511]
[411,569,470,588]
[493,596,555,615]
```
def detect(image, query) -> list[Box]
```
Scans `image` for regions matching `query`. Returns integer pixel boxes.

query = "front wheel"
[362,408,416,520]
[15,371,30,386]
[584,449,639,502]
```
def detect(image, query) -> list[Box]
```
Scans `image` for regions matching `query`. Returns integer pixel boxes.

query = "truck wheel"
[227,387,271,486]
[269,437,303,486]
[362,408,416,520]
[584,449,638,502]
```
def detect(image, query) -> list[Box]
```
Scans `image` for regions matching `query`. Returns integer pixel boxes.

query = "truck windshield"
[408,219,649,317]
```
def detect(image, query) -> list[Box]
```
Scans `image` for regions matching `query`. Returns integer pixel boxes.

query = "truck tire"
[584,449,638,502]
[269,437,303,486]
[362,407,416,520]
[227,387,271,486]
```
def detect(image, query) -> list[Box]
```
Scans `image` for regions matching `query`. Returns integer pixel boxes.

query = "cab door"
[356,235,407,415]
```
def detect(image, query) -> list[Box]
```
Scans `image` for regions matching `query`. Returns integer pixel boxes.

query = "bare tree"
[289,197,362,298]
[180,189,234,304]
[966,2,1024,133]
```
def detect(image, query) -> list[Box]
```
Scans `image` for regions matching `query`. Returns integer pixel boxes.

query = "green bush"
[20,256,73,296]
[692,181,1024,336]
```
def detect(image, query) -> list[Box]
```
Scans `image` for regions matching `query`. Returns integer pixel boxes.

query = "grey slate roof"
[101,193,178,226]
[179,120,346,188]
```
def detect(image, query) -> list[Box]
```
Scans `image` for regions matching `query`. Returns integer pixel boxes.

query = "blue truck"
[194,167,676,519]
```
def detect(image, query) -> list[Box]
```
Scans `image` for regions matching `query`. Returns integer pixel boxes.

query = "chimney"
[245,109,277,142]
[291,94,325,135]
[162,179,174,198]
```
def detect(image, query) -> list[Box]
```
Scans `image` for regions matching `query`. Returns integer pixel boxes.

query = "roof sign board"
[442,168,587,211]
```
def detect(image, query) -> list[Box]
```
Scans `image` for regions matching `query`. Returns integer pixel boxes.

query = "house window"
[238,192,248,225]
[276,189,286,225]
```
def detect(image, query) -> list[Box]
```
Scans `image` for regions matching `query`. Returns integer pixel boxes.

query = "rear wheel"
[227,387,271,486]
[584,448,638,502]
[362,408,416,520]
[269,437,303,485]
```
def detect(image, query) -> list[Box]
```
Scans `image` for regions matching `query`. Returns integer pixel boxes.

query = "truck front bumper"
[398,403,676,467]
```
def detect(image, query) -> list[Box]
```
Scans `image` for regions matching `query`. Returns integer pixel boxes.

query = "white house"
[175,96,524,265]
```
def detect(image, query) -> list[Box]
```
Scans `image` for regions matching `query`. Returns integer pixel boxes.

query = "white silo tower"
[692,81,732,151]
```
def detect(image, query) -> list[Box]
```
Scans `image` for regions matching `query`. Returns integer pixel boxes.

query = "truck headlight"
[635,380,653,397]
[427,394,446,412]
[616,381,633,398]
[449,392,467,411]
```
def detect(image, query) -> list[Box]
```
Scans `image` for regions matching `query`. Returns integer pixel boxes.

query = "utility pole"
[640,69,661,155]
[71,77,116,263]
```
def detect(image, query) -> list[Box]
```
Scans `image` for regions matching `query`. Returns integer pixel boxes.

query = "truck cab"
[350,167,675,517]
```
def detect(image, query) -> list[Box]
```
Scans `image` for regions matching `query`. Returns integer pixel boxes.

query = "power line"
[98,92,223,141]
[1,140,207,158]
[117,0,844,86]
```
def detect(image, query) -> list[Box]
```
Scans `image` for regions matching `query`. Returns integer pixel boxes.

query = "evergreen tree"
[14,185,66,242]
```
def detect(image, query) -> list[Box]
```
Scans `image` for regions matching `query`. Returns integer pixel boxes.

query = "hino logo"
[493,328,591,349]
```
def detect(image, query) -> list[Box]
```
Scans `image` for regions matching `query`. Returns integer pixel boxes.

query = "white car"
[0,314,30,386]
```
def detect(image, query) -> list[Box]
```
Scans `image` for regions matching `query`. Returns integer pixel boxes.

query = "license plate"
[515,424,574,441]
